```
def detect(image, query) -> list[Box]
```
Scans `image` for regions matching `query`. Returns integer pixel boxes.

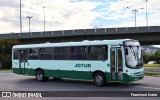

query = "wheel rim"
[37,71,43,80]
[95,75,103,84]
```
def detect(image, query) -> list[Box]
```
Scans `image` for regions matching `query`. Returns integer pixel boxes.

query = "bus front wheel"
[93,72,106,86]
[36,69,47,82]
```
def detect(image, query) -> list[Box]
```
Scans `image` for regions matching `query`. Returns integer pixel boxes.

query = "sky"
[0,0,159,34]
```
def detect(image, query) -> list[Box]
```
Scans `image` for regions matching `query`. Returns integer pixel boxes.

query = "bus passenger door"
[19,50,28,74]
[110,47,123,81]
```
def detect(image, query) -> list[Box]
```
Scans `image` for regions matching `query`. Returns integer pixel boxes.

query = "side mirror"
[125,48,128,55]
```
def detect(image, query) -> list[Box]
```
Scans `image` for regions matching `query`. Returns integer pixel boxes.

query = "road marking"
[133,86,160,90]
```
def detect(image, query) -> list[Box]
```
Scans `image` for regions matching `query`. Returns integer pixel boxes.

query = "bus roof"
[13,39,135,49]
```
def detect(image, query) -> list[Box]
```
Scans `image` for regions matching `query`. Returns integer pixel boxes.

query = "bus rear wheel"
[93,72,106,86]
[36,69,47,82]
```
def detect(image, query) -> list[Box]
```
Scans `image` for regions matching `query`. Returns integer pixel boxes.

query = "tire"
[93,72,106,86]
[36,69,46,82]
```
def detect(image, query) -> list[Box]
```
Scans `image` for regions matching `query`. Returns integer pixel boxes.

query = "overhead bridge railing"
[0,26,160,39]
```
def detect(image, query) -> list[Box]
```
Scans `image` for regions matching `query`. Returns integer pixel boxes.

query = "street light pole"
[26,16,33,32]
[133,9,138,27]
[20,0,22,34]
[127,7,143,27]
[146,0,149,27]
[43,7,45,32]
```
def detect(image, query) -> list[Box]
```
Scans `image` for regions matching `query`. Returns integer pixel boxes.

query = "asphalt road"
[0,72,160,100]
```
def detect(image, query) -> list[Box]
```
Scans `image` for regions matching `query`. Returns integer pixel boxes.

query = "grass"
[0,69,12,72]
[145,72,160,76]
[144,64,160,67]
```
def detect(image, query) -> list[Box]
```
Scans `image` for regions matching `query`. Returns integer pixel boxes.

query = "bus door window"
[111,48,123,81]
[117,48,123,80]
[20,50,28,62]
[118,48,122,70]
[111,48,116,80]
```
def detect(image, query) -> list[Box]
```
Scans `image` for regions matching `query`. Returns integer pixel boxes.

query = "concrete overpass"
[0,26,160,45]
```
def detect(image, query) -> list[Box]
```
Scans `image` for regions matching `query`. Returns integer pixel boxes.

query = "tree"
[153,50,160,63]
[0,39,19,69]
[143,50,160,64]
[143,54,151,64]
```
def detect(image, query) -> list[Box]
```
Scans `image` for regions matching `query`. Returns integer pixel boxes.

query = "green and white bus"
[12,39,144,86]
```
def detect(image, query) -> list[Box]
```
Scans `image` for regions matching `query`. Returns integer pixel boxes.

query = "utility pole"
[26,16,33,32]
[127,7,143,27]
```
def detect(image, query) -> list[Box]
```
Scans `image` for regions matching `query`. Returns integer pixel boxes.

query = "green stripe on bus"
[12,68,143,83]
[13,68,110,81]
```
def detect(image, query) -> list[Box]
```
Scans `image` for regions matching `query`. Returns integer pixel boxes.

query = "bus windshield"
[124,41,143,68]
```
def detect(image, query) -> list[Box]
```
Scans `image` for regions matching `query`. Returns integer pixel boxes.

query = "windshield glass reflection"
[124,41,143,68]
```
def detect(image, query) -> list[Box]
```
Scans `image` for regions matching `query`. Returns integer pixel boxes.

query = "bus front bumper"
[123,73,144,83]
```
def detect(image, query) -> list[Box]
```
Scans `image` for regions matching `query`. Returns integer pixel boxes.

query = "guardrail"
[0,26,160,39]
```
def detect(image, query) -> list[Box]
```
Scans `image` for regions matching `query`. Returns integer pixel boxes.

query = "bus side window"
[70,46,87,60]
[39,48,53,60]
[102,46,108,60]
[29,48,38,60]
[88,45,108,60]
[54,47,69,60]
[79,46,87,60]
[13,49,19,60]
[70,47,74,60]
[70,47,79,60]
[88,46,97,60]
